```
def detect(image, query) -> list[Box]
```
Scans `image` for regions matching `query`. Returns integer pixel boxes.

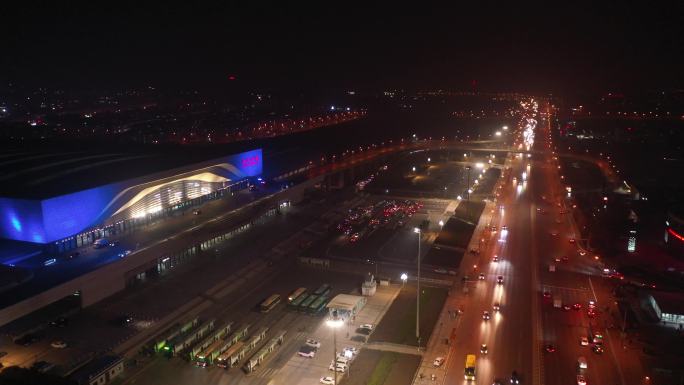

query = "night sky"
[2,3,683,96]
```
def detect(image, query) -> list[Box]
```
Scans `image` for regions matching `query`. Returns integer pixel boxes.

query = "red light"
[668,228,684,242]
[228,75,237,80]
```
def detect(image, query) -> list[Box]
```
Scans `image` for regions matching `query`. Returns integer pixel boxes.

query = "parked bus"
[260,294,281,313]
[288,293,310,310]
[313,284,331,297]
[287,287,307,302]
[465,354,476,380]
[196,338,225,367]
[191,321,233,361]
[308,295,328,315]
[216,341,245,369]
[165,319,215,356]
[243,330,287,373]
[153,316,199,353]
[299,295,317,312]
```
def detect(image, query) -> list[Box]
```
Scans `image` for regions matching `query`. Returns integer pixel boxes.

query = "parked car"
[51,340,67,349]
[433,356,445,367]
[306,339,321,348]
[320,377,335,385]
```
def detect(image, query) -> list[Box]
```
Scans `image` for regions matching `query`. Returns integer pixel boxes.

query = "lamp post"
[413,227,421,349]
[327,310,344,385]
[465,166,471,200]
[401,273,408,287]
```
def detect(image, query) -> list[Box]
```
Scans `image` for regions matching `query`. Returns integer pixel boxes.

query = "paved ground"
[342,349,420,385]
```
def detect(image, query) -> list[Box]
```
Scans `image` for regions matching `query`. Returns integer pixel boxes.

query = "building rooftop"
[326,294,365,312]
[651,291,684,316]
[0,143,263,199]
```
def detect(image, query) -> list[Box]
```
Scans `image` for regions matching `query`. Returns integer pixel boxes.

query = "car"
[482,311,491,320]
[510,371,520,384]
[433,356,445,367]
[359,323,374,330]
[578,250,586,256]
[329,362,347,372]
[543,291,551,299]
[356,327,372,335]
[497,275,504,284]
[492,255,499,263]
[448,270,457,276]
[493,380,504,385]
[587,310,596,318]
[569,238,576,244]
[554,257,561,262]
[478,273,486,280]
[349,233,360,243]
[51,340,67,349]
[493,303,500,311]
[343,346,359,356]
[501,225,508,231]
[592,345,604,354]
[563,305,571,311]
[561,256,569,262]
[580,337,589,346]
[572,303,582,310]
[544,344,556,353]
[49,317,68,328]
[550,231,559,236]
[577,375,587,385]
[31,361,55,374]
[117,314,134,326]
[306,339,321,348]
[192,209,201,215]
[434,268,448,274]
[320,376,335,385]
[350,335,366,343]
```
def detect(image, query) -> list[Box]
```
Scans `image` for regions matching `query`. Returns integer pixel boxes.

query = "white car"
[320,377,335,385]
[359,323,374,330]
[298,350,315,358]
[580,337,589,346]
[329,362,347,372]
[577,375,587,385]
[343,346,359,356]
[433,356,445,367]
[306,338,321,348]
[51,340,67,349]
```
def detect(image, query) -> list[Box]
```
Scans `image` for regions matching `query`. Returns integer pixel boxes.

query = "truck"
[553,296,562,308]
[464,354,476,380]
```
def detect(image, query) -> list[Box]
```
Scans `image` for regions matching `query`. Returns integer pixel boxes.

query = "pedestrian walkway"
[364,341,423,356]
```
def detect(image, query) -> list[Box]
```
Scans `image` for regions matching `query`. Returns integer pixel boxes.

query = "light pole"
[413,227,421,349]
[401,273,408,287]
[327,310,344,385]
[465,166,471,201]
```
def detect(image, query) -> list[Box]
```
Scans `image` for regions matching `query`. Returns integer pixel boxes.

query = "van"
[577,356,587,369]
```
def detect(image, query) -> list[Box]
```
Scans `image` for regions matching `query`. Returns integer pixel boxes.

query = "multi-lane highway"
[442,102,632,385]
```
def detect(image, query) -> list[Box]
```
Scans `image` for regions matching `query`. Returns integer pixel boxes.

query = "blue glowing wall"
[0,197,46,243]
[0,149,263,244]
[231,148,262,177]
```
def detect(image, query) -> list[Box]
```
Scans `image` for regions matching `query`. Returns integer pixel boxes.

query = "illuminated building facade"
[0,149,262,250]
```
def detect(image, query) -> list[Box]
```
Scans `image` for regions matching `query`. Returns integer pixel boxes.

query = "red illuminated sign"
[241,155,260,168]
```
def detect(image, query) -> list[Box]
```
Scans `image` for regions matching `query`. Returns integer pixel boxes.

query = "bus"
[464,354,476,380]
[288,293,309,310]
[308,295,328,315]
[243,330,287,373]
[287,287,307,302]
[153,316,199,353]
[299,295,317,312]
[196,338,225,367]
[260,294,281,313]
[216,341,245,369]
[313,284,331,297]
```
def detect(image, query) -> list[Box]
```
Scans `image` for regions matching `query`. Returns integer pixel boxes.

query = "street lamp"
[439,220,444,227]
[412,166,416,172]
[327,310,344,385]
[413,227,421,348]
[401,273,408,287]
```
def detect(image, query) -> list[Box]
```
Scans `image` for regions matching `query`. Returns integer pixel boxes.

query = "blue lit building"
[0,148,262,252]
